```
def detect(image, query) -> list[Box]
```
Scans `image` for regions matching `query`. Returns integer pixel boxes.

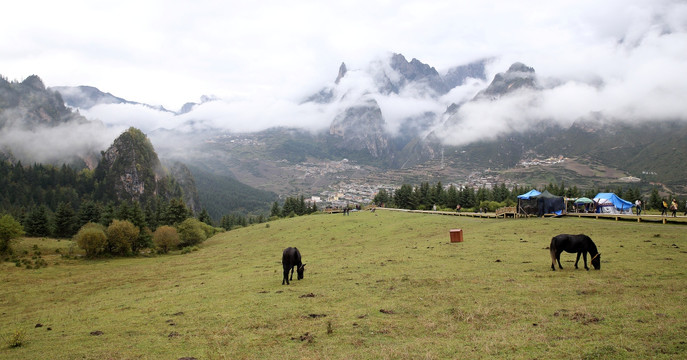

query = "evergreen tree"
[446,185,459,209]
[394,184,413,209]
[431,182,444,208]
[117,201,132,222]
[298,195,307,216]
[129,201,146,229]
[25,205,51,237]
[54,202,76,238]
[373,189,390,206]
[418,182,431,209]
[270,201,281,218]
[78,201,101,228]
[649,187,661,210]
[144,200,158,230]
[100,203,116,226]
[167,198,190,225]
[198,208,213,226]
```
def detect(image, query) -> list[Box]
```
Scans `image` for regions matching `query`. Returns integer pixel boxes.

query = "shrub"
[177,218,206,247]
[74,223,107,258]
[0,214,24,255]
[6,329,26,348]
[106,220,139,256]
[199,222,221,239]
[153,226,179,254]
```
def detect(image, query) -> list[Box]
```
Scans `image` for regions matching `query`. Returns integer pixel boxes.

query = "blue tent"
[518,189,545,215]
[517,189,541,199]
[593,193,634,214]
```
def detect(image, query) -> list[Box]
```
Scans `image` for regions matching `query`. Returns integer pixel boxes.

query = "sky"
[2,0,687,153]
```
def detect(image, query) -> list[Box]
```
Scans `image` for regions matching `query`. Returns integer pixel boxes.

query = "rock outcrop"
[329,98,389,158]
[95,127,199,211]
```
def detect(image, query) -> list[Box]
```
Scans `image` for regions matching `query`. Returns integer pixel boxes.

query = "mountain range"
[2,52,686,204]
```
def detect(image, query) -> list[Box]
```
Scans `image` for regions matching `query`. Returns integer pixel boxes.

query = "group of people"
[635,199,684,217]
[663,199,682,217]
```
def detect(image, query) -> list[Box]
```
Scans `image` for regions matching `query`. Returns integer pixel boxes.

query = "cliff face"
[329,98,390,158]
[96,127,199,211]
[474,62,537,100]
[0,75,87,129]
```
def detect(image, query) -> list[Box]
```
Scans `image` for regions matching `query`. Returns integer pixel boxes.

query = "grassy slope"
[1,211,686,359]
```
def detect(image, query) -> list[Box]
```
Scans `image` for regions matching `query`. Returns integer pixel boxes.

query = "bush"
[176,218,207,247]
[199,222,222,239]
[6,329,26,348]
[106,220,139,256]
[0,214,24,255]
[153,226,179,254]
[74,223,107,258]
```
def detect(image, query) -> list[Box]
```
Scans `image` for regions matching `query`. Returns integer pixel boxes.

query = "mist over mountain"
[4,48,687,198]
[0,75,112,166]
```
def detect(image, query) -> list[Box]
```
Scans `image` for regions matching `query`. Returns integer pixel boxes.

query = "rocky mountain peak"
[329,98,389,158]
[387,53,449,95]
[474,62,538,100]
[335,62,347,84]
[21,75,46,91]
[94,127,198,213]
[508,62,535,73]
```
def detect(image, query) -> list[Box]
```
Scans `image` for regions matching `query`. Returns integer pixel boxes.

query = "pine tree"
[198,208,213,226]
[54,202,76,238]
[100,203,116,226]
[270,201,281,218]
[167,198,190,225]
[25,205,51,237]
[78,201,101,227]
[117,201,132,222]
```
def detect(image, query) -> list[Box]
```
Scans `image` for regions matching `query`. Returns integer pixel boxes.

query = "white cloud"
[1,0,686,151]
[0,120,120,164]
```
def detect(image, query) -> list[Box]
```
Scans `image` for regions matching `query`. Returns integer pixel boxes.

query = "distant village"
[303,161,520,209]
[517,155,565,167]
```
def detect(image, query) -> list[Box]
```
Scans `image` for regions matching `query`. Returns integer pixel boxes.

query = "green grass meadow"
[1,210,686,359]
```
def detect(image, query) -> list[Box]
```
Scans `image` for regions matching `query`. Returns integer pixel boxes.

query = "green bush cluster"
[73,217,221,257]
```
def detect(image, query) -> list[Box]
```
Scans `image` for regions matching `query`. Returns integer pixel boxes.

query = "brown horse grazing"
[550,234,600,271]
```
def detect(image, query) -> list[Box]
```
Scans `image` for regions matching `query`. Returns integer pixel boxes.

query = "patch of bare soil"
[291,332,314,342]
[554,309,603,325]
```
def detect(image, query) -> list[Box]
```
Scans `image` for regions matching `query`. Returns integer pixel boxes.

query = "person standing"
[635,199,642,216]
[661,200,668,216]
[670,199,678,217]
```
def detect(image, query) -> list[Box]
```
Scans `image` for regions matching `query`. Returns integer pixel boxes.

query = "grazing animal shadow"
[282,247,306,285]
[550,234,600,271]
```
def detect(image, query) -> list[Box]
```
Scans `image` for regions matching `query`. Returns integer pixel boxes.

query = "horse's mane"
[583,234,598,254]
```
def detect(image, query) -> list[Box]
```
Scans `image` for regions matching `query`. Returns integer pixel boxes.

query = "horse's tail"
[549,237,557,268]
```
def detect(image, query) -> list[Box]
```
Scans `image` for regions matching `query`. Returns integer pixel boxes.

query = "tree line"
[373,181,676,212]
[0,160,269,236]
[269,195,318,218]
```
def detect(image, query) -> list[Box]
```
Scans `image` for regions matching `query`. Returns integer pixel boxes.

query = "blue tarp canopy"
[517,189,541,200]
[593,193,635,214]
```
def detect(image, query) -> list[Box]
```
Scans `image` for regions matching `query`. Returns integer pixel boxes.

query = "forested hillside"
[188,165,277,221]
